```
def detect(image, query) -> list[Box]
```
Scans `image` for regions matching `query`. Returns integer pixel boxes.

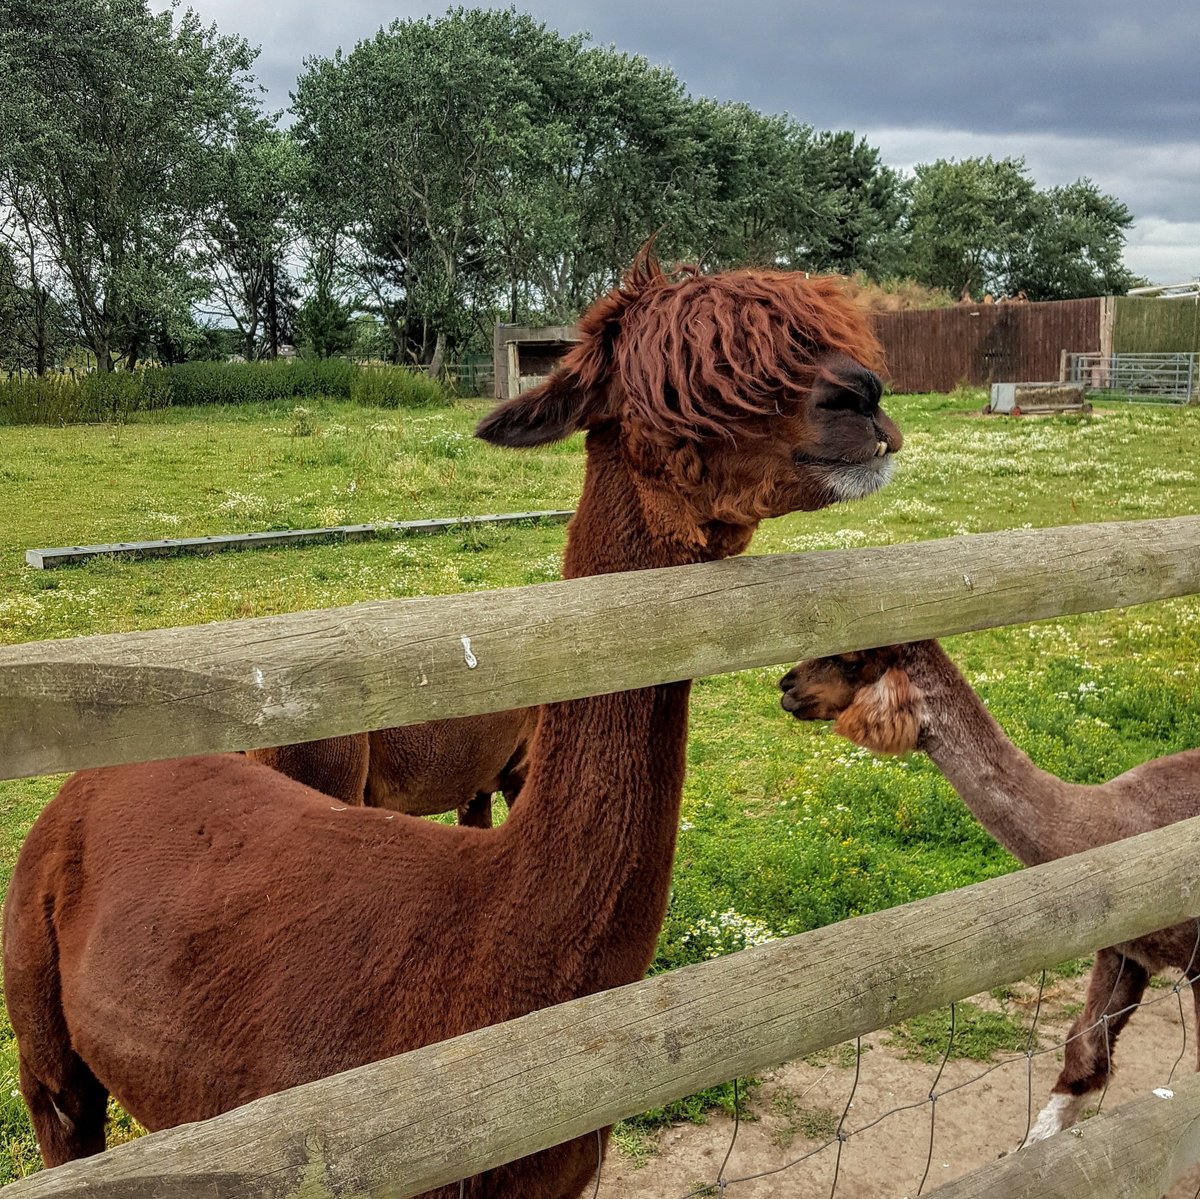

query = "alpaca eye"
[816,388,865,412]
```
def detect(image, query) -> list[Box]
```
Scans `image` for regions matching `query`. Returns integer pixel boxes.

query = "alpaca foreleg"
[1024,948,1149,1146]
[457,792,494,829]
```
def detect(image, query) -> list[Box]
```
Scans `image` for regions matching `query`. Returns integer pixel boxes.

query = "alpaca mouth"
[793,449,896,502]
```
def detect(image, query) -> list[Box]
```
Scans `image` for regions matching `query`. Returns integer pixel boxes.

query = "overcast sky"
[171,0,1199,285]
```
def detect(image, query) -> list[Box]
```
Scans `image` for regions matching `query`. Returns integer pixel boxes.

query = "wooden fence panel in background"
[875,299,1103,392]
[1113,296,1200,356]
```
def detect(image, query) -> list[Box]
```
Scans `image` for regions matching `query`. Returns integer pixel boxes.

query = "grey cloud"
[161,0,1200,284]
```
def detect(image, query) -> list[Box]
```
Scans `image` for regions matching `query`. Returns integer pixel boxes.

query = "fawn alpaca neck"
[504,428,737,995]
[913,644,1090,866]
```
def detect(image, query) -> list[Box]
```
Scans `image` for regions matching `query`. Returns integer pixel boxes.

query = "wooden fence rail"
[6,813,1200,1198]
[922,1070,1200,1199]
[3,514,1200,781]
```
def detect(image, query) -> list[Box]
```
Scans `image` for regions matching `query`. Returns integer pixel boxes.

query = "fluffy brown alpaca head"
[477,245,901,547]
[780,648,925,755]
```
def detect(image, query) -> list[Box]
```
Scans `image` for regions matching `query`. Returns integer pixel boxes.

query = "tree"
[508,44,706,318]
[197,121,299,359]
[0,225,72,374]
[294,9,551,369]
[693,103,839,271]
[904,157,1038,299]
[1005,180,1138,300]
[808,131,907,278]
[0,0,259,369]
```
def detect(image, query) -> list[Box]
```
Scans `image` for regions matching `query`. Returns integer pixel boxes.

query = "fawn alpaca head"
[477,245,901,548]
[780,648,925,755]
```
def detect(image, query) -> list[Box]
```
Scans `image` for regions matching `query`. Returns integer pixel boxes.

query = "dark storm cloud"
[167,0,1200,282]
[188,0,1200,141]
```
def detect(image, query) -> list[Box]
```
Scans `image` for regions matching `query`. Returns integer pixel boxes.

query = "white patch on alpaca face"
[827,456,895,503]
[1023,1092,1085,1146]
[51,1100,75,1132]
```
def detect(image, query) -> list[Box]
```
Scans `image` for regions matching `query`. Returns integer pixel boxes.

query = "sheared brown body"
[781,640,1200,1145]
[247,706,536,826]
[4,248,901,1197]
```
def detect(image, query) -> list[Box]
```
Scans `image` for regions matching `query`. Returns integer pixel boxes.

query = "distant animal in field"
[780,639,1200,1145]
[4,244,900,1198]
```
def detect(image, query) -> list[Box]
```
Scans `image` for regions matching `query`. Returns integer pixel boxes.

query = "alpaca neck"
[910,643,1092,866]
[499,427,744,998]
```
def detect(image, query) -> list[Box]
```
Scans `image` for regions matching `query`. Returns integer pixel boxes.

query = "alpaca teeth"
[875,441,888,457]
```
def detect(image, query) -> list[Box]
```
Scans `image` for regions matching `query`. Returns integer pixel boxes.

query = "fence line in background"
[3,515,1200,781]
[7,814,1200,1198]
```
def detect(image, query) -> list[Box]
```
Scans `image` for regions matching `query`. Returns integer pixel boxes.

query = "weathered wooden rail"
[4,815,1200,1198]
[922,1072,1200,1199]
[2,515,1199,780]
[2,514,1200,1196]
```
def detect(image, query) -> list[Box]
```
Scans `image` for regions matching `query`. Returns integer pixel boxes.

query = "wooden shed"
[493,324,579,400]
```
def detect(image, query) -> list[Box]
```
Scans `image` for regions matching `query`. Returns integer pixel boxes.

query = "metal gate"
[1068,352,1199,404]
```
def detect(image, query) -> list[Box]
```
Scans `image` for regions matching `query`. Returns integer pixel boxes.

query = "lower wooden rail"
[6,814,1200,1198]
[924,1071,1200,1199]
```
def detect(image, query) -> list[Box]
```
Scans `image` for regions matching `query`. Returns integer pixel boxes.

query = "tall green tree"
[0,217,72,374]
[0,0,259,369]
[905,156,1039,299]
[808,131,907,277]
[1005,179,1138,300]
[294,9,548,368]
[197,121,299,359]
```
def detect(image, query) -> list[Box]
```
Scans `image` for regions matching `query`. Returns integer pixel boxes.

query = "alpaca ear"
[475,369,605,448]
[478,277,635,448]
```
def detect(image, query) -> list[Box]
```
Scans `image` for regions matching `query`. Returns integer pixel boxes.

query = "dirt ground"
[597,974,1200,1199]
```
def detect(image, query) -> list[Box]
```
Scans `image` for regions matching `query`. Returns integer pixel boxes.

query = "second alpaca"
[780,639,1200,1144]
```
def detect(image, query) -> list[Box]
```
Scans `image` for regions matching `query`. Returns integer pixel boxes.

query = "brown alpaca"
[780,641,1200,1145]
[3,250,901,1197]
[246,706,536,827]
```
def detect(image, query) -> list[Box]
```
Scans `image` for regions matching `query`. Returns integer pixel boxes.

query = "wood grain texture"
[922,1072,1200,1199]
[2,516,1199,780]
[5,814,1200,1198]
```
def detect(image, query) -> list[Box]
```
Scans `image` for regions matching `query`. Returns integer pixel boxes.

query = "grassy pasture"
[0,392,1197,1178]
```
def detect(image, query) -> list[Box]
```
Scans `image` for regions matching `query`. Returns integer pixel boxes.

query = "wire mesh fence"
[577,922,1200,1199]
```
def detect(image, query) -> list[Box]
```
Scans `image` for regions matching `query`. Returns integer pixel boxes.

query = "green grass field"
[0,392,1198,1177]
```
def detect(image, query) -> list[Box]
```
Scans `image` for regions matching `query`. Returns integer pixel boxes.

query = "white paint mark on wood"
[461,636,478,669]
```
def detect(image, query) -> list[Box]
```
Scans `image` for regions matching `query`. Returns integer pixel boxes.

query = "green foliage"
[904,157,1137,300]
[0,360,392,423]
[905,156,1039,298]
[0,370,171,424]
[350,368,449,409]
[616,1079,753,1134]
[1006,180,1139,300]
[197,121,300,357]
[164,360,355,406]
[0,0,261,369]
[888,1001,1032,1063]
[296,282,354,359]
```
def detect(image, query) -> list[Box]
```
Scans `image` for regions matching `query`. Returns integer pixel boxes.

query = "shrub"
[163,359,354,407]
[351,366,449,408]
[0,369,172,425]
